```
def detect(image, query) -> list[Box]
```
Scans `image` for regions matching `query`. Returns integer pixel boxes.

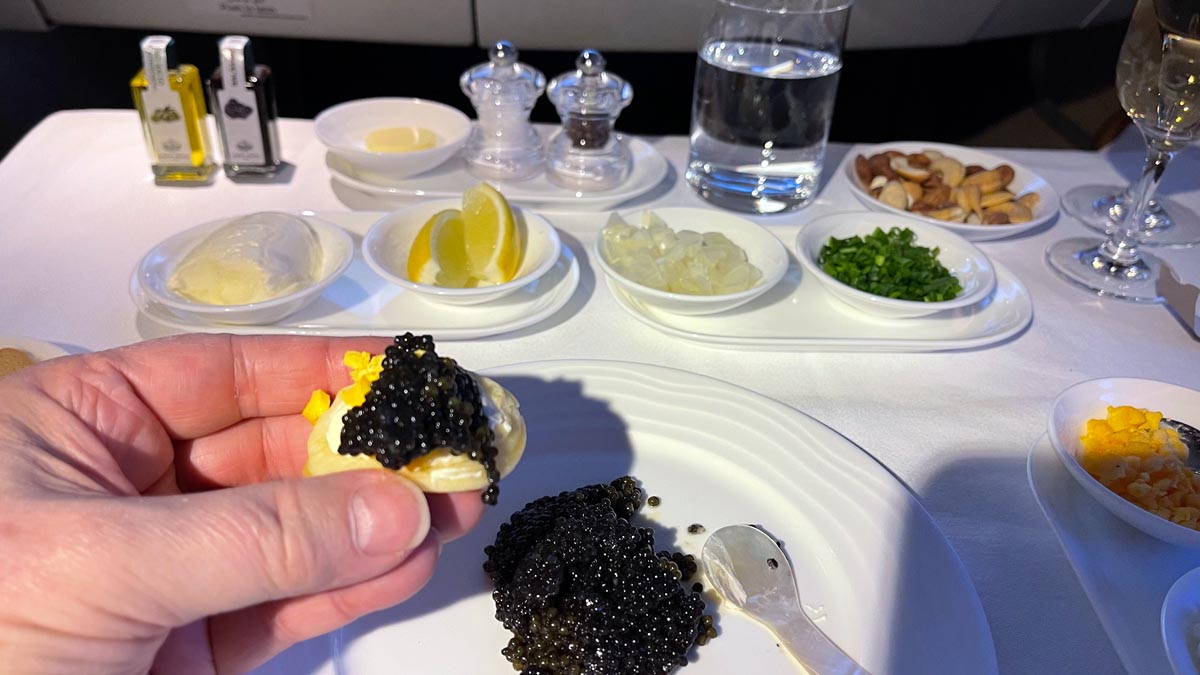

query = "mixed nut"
[854,150,1041,225]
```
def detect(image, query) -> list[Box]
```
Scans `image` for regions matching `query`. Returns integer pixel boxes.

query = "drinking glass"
[685,0,853,214]
[1046,0,1200,302]
[1062,184,1200,246]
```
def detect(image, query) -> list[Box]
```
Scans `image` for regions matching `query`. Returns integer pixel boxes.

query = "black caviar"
[338,333,502,504]
[484,477,717,674]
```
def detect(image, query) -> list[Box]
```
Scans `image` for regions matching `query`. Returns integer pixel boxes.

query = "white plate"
[606,258,1033,351]
[253,360,997,675]
[130,212,580,340]
[1028,433,1200,675]
[842,141,1061,241]
[0,334,71,362]
[327,135,670,212]
[1163,567,1200,675]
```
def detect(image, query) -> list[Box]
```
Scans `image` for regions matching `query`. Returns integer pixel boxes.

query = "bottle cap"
[140,35,177,91]
[219,35,256,87]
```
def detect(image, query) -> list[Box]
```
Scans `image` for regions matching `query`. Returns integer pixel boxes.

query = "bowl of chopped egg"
[1049,377,1200,547]
[594,208,789,316]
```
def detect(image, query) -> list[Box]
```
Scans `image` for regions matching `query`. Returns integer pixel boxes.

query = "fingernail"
[350,478,430,556]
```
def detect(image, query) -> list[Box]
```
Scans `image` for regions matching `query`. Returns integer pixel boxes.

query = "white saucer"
[327,135,670,212]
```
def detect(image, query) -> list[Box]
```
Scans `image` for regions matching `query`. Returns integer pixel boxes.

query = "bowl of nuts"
[844,141,1060,242]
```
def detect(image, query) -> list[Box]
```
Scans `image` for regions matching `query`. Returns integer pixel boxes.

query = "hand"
[0,334,486,675]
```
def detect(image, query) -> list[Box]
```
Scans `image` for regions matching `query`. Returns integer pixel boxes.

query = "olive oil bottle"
[131,35,215,183]
[207,35,282,177]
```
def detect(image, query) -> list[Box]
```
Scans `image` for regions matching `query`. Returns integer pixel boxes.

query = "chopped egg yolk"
[302,350,385,424]
[1080,406,1199,529]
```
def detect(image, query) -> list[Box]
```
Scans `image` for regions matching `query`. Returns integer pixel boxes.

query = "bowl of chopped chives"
[795,212,996,319]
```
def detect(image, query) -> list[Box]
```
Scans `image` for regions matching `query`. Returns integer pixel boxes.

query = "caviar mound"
[303,333,525,504]
[485,477,716,674]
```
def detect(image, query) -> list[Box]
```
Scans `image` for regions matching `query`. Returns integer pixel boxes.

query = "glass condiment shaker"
[546,50,633,191]
[459,41,546,181]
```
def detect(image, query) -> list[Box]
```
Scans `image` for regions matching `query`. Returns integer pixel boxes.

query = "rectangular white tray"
[1028,434,1200,675]
[606,260,1034,352]
[131,212,580,340]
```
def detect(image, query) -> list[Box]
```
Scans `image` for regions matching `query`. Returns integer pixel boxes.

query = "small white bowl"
[362,199,561,306]
[1049,377,1200,548]
[795,212,996,319]
[135,212,354,325]
[315,98,471,182]
[844,141,1060,242]
[1163,567,1200,675]
[593,207,788,316]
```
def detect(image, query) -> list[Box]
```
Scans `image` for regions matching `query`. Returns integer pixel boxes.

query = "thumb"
[120,470,430,625]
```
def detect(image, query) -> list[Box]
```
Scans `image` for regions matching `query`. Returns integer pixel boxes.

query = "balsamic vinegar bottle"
[130,35,215,183]
[207,35,282,177]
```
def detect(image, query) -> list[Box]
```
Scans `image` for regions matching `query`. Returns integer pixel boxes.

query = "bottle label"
[217,36,267,166]
[217,89,267,165]
[141,36,193,164]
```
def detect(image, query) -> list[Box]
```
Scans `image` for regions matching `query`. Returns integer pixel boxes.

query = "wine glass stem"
[1101,139,1173,265]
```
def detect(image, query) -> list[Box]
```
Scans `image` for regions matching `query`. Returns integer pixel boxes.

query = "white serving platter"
[605,258,1033,352]
[1028,433,1200,675]
[130,212,580,340]
[252,360,998,675]
[327,136,670,212]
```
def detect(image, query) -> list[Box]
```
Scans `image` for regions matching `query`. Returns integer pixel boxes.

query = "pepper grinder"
[459,41,546,181]
[546,50,633,191]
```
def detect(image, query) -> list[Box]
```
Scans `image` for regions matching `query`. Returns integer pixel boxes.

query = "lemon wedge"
[461,183,521,284]
[365,126,436,153]
[407,209,472,287]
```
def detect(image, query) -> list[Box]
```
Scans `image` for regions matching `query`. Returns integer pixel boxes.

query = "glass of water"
[686,0,852,214]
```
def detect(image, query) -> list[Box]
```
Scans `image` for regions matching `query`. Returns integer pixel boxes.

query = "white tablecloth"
[4,110,1200,675]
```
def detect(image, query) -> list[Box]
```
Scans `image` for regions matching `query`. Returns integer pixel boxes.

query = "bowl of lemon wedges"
[363,183,562,306]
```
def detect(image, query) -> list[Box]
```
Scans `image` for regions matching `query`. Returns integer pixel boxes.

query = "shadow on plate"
[340,373,636,637]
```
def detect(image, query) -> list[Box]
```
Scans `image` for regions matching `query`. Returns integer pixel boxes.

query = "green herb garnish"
[818,227,963,302]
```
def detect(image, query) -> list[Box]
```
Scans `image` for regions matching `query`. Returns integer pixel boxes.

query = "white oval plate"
[252,361,997,675]
[327,136,670,212]
[130,212,580,341]
[0,334,71,363]
[843,141,1060,241]
[1164,567,1200,675]
[1028,434,1200,675]
[606,260,1032,352]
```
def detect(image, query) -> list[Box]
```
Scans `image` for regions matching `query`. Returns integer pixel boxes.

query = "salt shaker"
[546,50,633,191]
[459,41,546,181]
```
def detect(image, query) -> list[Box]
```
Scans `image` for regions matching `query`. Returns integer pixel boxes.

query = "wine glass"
[1046,0,1200,302]
[1061,184,1200,247]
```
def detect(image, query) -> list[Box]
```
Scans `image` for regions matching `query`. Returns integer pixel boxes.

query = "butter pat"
[169,212,322,305]
[365,126,437,153]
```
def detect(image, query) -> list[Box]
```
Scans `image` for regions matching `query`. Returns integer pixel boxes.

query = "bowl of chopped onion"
[593,208,788,316]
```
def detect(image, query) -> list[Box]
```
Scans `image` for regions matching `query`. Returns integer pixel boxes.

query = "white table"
[4,110,1200,675]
